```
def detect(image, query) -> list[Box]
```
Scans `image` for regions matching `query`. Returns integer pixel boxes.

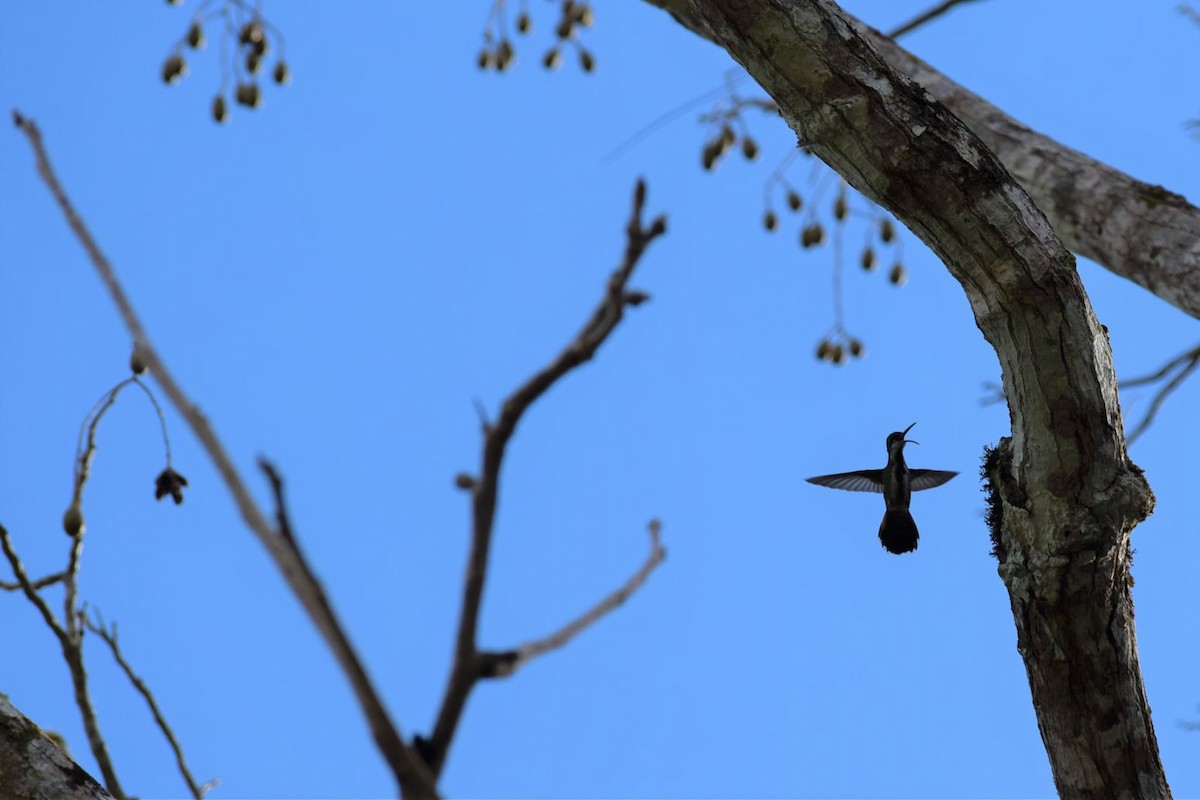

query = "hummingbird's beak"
[902,421,919,446]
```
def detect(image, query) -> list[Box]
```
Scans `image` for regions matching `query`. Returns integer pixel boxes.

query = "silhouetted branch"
[424,179,668,777]
[887,0,984,38]
[980,343,1200,444]
[499,519,666,673]
[82,608,213,799]
[1123,342,1200,444]
[13,109,438,800]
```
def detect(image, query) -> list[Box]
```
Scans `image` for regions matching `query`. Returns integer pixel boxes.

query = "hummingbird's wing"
[805,470,886,493]
[910,469,958,490]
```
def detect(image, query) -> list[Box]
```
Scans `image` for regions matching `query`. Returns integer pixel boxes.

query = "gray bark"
[667,0,1166,797]
[0,694,112,800]
[647,0,1200,321]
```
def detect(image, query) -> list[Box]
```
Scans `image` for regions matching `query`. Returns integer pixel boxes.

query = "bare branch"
[257,460,436,799]
[0,524,67,641]
[886,0,985,39]
[504,519,666,672]
[82,608,213,799]
[1,522,126,797]
[1124,343,1200,444]
[0,569,67,592]
[13,110,438,800]
[425,179,668,776]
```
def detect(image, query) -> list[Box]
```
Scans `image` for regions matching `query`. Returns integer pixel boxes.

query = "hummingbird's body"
[807,423,956,554]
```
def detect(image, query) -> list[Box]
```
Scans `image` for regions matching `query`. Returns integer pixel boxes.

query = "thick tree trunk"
[0,694,112,800]
[671,1,1167,796]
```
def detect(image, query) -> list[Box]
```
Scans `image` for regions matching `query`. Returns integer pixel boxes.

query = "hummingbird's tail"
[878,508,919,554]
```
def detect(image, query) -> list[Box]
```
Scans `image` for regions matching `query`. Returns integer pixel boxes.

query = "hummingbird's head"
[886,422,919,453]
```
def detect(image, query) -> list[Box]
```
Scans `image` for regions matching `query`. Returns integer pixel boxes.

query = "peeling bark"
[672,0,1166,796]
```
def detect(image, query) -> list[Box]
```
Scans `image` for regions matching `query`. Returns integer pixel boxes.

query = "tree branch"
[257,459,435,797]
[1123,343,1200,444]
[12,110,439,800]
[0,694,114,800]
[886,0,984,38]
[508,519,666,671]
[0,523,126,798]
[644,0,1200,320]
[424,179,668,777]
[82,608,213,800]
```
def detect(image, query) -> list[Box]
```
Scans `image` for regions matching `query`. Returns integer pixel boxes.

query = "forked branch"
[13,109,437,800]
[422,180,668,777]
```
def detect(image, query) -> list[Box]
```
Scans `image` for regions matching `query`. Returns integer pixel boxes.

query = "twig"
[887,0,984,39]
[424,179,668,776]
[0,524,126,798]
[1123,343,1200,444]
[82,609,213,799]
[507,519,665,670]
[981,342,1200,443]
[0,525,67,639]
[13,110,438,800]
[0,570,67,591]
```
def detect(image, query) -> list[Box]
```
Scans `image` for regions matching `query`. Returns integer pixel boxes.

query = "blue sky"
[2,1,1198,798]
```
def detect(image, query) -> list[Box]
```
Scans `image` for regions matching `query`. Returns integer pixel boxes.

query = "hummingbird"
[806,423,957,554]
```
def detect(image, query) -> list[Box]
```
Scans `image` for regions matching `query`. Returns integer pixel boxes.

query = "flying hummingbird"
[806,423,957,554]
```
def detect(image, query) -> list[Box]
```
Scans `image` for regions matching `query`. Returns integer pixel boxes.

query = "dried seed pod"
[246,50,262,74]
[161,53,187,84]
[816,339,832,361]
[516,12,532,33]
[830,344,846,365]
[889,263,908,286]
[849,338,865,358]
[576,3,595,27]
[555,17,573,38]
[701,139,722,171]
[763,211,778,231]
[542,47,562,69]
[801,223,825,248]
[579,47,595,73]
[787,191,802,211]
[880,219,896,243]
[454,473,476,490]
[860,247,876,271]
[130,347,147,375]
[186,21,204,49]
[239,20,265,48]
[235,82,261,108]
[63,505,84,537]
[211,94,228,123]
[477,48,492,70]
[833,192,848,220]
[496,39,515,71]
[741,136,759,160]
[719,124,735,150]
[273,60,291,85]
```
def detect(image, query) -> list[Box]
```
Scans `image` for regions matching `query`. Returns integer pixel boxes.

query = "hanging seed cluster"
[161,3,290,124]
[758,178,911,366]
[476,0,596,74]
[815,336,866,366]
[700,123,760,171]
[680,85,913,368]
